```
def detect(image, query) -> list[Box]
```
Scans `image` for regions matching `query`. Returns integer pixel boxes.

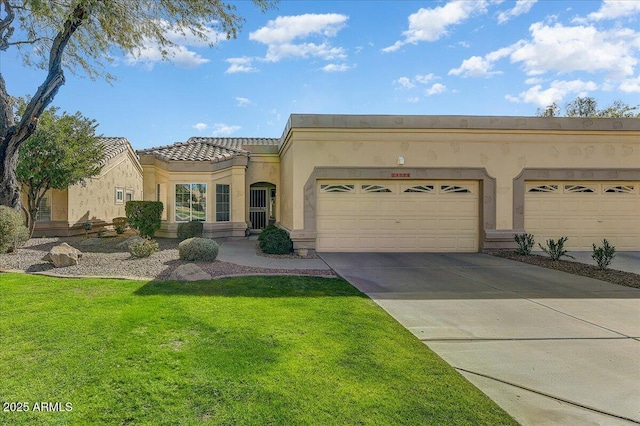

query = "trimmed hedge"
[125,201,163,238]
[179,237,219,261]
[259,227,293,255]
[177,221,204,240]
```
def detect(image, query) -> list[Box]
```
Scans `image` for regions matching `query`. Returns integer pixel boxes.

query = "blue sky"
[3,0,640,150]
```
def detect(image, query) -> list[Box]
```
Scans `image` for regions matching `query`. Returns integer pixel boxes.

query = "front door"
[250,188,268,229]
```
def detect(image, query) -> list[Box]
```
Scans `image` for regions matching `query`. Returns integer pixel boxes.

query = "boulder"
[116,235,145,250]
[169,263,212,282]
[43,243,83,268]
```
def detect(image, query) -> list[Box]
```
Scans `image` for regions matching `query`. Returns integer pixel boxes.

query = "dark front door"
[250,188,268,229]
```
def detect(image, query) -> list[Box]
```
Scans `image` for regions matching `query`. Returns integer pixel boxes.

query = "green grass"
[0,273,516,425]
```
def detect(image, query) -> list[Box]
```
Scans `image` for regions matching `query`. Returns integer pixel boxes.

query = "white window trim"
[115,187,124,205]
[174,183,207,223]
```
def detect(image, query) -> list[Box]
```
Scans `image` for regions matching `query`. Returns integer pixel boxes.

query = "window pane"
[36,193,51,222]
[216,184,230,222]
[175,183,206,222]
[191,183,206,222]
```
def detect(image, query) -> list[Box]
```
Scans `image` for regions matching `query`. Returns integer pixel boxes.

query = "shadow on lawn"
[134,276,367,298]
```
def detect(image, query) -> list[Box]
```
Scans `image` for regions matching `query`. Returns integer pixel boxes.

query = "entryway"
[249,182,276,230]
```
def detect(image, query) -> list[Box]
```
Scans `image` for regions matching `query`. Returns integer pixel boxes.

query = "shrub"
[125,201,163,238]
[592,239,616,270]
[179,237,219,261]
[259,227,293,255]
[514,233,535,255]
[128,238,159,258]
[257,224,279,242]
[0,206,29,253]
[112,217,128,234]
[538,237,575,261]
[177,221,204,240]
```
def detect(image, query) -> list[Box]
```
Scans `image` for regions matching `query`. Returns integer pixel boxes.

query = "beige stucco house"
[28,137,143,237]
[139,115,640,252]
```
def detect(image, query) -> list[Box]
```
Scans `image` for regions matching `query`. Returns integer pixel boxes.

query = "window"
[361,184,392,193]
[36,192,52,222]
[115,188,124,204]
[125,191,133,202]
[175,183,206,222]
[216,184,230,222]
[320,184,355,193]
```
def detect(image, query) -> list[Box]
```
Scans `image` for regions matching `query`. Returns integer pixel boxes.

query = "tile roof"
[98,137,132,166]
[138,138,279,162]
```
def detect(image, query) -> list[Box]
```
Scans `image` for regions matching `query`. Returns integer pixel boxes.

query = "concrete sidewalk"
[217,237,331,270]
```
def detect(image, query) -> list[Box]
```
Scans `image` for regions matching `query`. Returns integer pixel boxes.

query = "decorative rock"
[169,263,212,282]
[44,243,83,268]
[116,236,145,250]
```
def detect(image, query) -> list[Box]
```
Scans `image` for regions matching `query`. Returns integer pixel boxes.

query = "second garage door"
[316,180,479,252]
[525,181,640,250]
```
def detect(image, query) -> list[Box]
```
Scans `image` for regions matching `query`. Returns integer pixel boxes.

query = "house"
[28,137,144,237]
[138,115,640,253]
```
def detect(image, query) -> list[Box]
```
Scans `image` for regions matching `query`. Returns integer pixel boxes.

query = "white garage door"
[525,181,640,250]
[316,180,479,252]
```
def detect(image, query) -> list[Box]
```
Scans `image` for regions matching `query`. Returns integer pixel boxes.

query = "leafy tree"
[16,101,103,237]
[538,97,639,118]
[0,0,276,211]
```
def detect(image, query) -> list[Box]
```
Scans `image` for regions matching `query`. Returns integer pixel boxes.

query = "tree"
[0,0,276,211]
[16,102,103,237]
[538,97,639,118]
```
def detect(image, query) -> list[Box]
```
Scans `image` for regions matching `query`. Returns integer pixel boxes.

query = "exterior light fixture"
[397,156,405,165]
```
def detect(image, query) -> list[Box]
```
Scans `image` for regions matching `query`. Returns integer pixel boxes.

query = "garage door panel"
[525,181,640,250]
[317,180,479,252]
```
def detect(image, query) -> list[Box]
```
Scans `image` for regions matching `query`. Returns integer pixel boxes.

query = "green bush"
[0,206,29,253]
[538,237,575,261]
[257,224,279,242]
[514,233,535,255]
[179,237,219,261]
[177,221,204,240]
[125,201,163,238]
[128,238,159,258]
[259,228,293,255]
[112,217,128,234]
[592,239,616,270]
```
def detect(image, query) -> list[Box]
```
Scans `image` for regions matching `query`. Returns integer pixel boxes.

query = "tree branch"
[0,0,14,51]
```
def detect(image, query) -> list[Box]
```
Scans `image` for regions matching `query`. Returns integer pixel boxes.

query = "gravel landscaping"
[0,233,335,281]
[490,250,640,289]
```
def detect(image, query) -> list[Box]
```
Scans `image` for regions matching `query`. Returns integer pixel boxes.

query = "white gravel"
[0,234,335,281]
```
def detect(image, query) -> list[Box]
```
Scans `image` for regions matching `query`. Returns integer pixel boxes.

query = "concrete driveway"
[320,252,640,426]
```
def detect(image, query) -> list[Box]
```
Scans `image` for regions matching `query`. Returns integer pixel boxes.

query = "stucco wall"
[279,116,639,238]
[245,154,281,223]
[67,152,143,226]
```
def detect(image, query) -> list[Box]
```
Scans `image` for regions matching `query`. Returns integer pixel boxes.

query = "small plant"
[128,238,159,258]
[538,237,574,261]
[179,237,219,261]
[125,201,163,238]
[259,227,293,255]
[592,239,616,270]
[257,224,279,242]
[0,206,29,253]
[514,233,535,255]
[83,220,93,236]
[112,217,128,234]
[177,220,204,240]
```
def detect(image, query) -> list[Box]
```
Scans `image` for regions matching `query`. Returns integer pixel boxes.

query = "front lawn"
[0,273,515,425]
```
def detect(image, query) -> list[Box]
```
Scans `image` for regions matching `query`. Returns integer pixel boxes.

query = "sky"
[2,0,640,150]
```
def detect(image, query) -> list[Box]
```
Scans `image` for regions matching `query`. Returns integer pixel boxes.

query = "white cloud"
[394,77,416,89]
[586,0,640,21]
[125,20,220,69]
[407,97,420,103]
[449,55,501,77]
[619,76,640,93]
[510,23,639,79]
[225,57,258,74]
[248,14,349,62]
[383,1,488,52]
[415,74,437,84]
[507,79,598,106]
[322,63,351,72]
[211,123,241,136]
[235,97,252,107]
[193,123,208,131]
[425,83,447,96]
[497,0,537,24]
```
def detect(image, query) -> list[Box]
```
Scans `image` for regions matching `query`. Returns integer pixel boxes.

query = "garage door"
[316,180,479,252]
[525,181,640,250]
